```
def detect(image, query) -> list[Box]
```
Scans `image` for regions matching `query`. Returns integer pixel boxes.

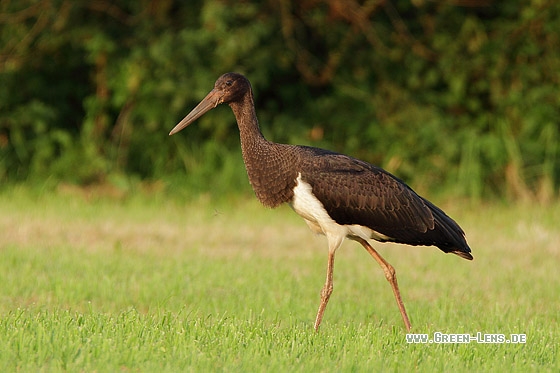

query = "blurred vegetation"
[0,0,558,201]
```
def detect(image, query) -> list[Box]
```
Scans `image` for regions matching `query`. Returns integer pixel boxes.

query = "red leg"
[354,237,412,331]
[314,249,335,332]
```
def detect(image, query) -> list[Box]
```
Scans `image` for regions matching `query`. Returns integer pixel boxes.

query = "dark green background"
[1,0,558,200]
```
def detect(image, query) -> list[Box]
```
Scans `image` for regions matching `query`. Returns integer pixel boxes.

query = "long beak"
[169,89,222,135]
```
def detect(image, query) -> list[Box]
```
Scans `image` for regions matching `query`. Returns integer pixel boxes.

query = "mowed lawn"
[0,186,558,371]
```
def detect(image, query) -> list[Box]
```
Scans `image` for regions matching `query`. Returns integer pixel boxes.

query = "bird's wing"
[297,148,465,248]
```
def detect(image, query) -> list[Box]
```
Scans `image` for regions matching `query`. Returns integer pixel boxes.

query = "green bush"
[0,0,558,200]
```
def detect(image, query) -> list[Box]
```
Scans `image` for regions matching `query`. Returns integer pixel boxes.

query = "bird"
[169,72,473,332]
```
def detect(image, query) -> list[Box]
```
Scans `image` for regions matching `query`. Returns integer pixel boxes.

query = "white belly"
[289,173,391,243]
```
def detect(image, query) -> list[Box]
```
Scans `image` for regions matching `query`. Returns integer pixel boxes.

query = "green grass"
[0,186,558,371]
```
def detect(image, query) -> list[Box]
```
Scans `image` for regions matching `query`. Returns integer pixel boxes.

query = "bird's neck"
[228,92,297,208]
[229,92,267,148]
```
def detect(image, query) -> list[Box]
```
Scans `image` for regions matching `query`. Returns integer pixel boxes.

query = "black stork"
[169,73,473,332]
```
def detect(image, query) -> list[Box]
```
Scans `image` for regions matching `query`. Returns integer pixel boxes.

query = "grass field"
[0,186,558,371]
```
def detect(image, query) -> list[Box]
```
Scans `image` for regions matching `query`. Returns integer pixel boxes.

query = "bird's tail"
[451,250,474,261]
[423,197,473,261]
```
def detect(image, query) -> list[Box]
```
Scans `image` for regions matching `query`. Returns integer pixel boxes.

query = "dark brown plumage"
[169,72,472,332]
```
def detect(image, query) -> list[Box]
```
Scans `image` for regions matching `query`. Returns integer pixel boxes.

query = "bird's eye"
[226,80,233,86]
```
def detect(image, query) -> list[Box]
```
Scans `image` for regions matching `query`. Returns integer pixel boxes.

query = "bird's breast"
[242,143,298,208]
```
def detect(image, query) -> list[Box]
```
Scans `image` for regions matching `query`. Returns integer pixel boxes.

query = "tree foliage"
[1,0,558,201]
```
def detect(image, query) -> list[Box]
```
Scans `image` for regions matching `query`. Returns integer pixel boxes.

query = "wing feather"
[295,147,470,256]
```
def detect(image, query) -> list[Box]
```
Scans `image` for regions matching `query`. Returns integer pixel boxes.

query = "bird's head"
[169,72,251,135]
